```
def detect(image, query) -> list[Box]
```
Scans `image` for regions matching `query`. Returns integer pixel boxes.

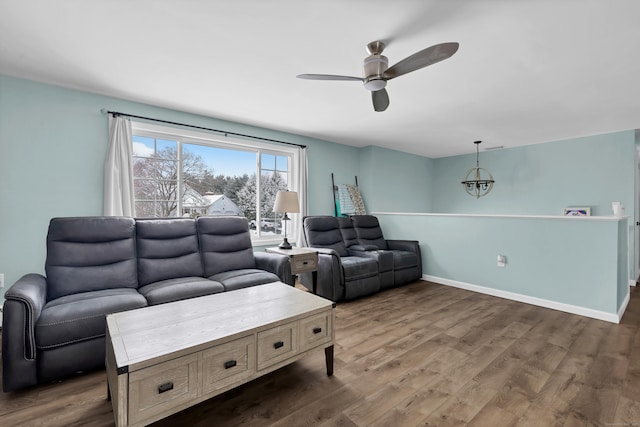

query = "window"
[131,122,300,243]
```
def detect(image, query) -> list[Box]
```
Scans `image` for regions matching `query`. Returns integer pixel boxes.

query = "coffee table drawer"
[257,321,298,370]
[128,353,199,425]
[202,335,256,394]
[299,311,333,352]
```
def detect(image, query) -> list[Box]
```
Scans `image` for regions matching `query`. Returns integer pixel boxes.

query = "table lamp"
[273,190,300,249]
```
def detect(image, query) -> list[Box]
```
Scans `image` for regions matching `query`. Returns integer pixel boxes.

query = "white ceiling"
[1,0,640,158]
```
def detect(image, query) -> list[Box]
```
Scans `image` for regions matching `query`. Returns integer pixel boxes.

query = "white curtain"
[294,147,308,247]
[104,115,135,216]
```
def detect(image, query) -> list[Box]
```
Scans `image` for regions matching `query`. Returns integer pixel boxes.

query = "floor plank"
[1,281,639,426]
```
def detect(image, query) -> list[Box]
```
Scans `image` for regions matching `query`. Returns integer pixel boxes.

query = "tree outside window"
[132,134,293,239]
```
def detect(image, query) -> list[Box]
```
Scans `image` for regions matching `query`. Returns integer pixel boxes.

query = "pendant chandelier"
[461,140,495,198]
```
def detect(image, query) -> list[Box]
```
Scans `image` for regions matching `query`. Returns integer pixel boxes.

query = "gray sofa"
[2,216,291,392]
[300,215,421,302]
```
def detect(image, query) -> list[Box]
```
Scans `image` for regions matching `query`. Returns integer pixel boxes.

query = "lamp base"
[278,238,292,250]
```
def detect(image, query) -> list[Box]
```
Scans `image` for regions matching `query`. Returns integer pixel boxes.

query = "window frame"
[131,121,301,245]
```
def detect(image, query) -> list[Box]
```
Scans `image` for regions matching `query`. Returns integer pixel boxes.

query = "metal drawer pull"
[313,327,322,334]
[158,382,174,394]
[303,261,308,265]
[224,360,237,369]
[273,341,284,349]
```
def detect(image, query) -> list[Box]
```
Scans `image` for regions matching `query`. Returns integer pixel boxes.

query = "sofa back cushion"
[351,215,389,250]
[337,217,359,248]
[46,217,138,300]
[197,216,256,277]
[136,218,204,286]
[303,216,349,257]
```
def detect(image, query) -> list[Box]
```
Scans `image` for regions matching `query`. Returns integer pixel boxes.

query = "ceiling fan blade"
[372,88,390,112]
[296,74,363,82]
[384,42,459,79]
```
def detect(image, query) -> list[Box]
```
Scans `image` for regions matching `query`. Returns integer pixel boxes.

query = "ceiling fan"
[297,41,459,112]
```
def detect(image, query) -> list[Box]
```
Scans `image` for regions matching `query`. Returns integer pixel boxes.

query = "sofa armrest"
[386,239,420,253]
[311,247,340,257]
[254,252,293,285]
[386,240,422,274]
[2,273,48,391]
[298,247,344,301]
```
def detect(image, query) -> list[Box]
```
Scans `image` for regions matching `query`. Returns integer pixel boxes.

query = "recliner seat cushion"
[209,269,280,291]
[138,277,225,305]
[35,288,147,349]
[340,256,379,281]
[136,218,204,286]
[46,217,138,300]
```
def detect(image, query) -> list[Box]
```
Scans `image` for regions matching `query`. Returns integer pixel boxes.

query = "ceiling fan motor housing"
[363,54,388,91]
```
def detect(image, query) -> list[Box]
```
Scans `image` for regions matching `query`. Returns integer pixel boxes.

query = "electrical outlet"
[0,273,4,288]
[497,255,506,267]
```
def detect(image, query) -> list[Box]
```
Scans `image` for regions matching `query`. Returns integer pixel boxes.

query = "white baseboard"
[422,274,627,324]
[630,279,637,287]
[618,288,631,321]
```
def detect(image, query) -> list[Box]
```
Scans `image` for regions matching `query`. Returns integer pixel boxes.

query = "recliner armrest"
[254,252,293,285]
[386,240,423,276]
[310,247,341,257]
[299,247,345,301]
[5,273,48,357]
[2,273,47,391]
[386,239,420,253]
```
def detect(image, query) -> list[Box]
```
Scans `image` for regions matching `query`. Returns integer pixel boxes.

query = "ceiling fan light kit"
[297,40,459,112]
[363,42,388,91]
[461,141,495,199]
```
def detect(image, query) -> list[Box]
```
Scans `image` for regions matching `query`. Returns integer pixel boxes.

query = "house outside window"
[131,122,299,243]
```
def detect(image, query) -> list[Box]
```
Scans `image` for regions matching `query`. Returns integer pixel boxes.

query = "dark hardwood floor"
[1,281,640,426]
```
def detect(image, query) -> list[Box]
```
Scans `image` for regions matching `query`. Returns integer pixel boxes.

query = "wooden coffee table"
[106,282,335,427]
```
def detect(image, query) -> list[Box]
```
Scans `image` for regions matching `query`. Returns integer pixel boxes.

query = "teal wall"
[425,131,637,288]
[431,132,636,217]
[377,214,626,316]
[358,145,434,213]
[0,75,362,297]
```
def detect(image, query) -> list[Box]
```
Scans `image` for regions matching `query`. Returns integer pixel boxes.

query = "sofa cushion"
[35,288,147,349]
[45,217,138,300]
[138,277,225,305]
[340,256,379,281]
[136,218,204,286]
[303,216,349,256]
[209,269,280,291]
[197,216,257,276]
[351,215,389,250]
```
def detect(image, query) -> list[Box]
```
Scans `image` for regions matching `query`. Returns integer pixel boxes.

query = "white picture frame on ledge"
[563,207,591,216]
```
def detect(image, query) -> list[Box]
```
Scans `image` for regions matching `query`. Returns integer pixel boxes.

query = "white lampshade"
[273,191,300,213]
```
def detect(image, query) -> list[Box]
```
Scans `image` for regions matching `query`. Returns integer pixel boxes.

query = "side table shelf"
[265,247,319,294]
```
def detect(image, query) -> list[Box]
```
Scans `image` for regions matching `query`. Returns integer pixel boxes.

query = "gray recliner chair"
[2,217,148,392]
[350,215,422,286]
[337,217,395,290]
[301,216,380,301]
[197,216,293,289]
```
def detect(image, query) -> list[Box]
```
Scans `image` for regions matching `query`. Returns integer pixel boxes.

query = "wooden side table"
[265,247,319,294]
